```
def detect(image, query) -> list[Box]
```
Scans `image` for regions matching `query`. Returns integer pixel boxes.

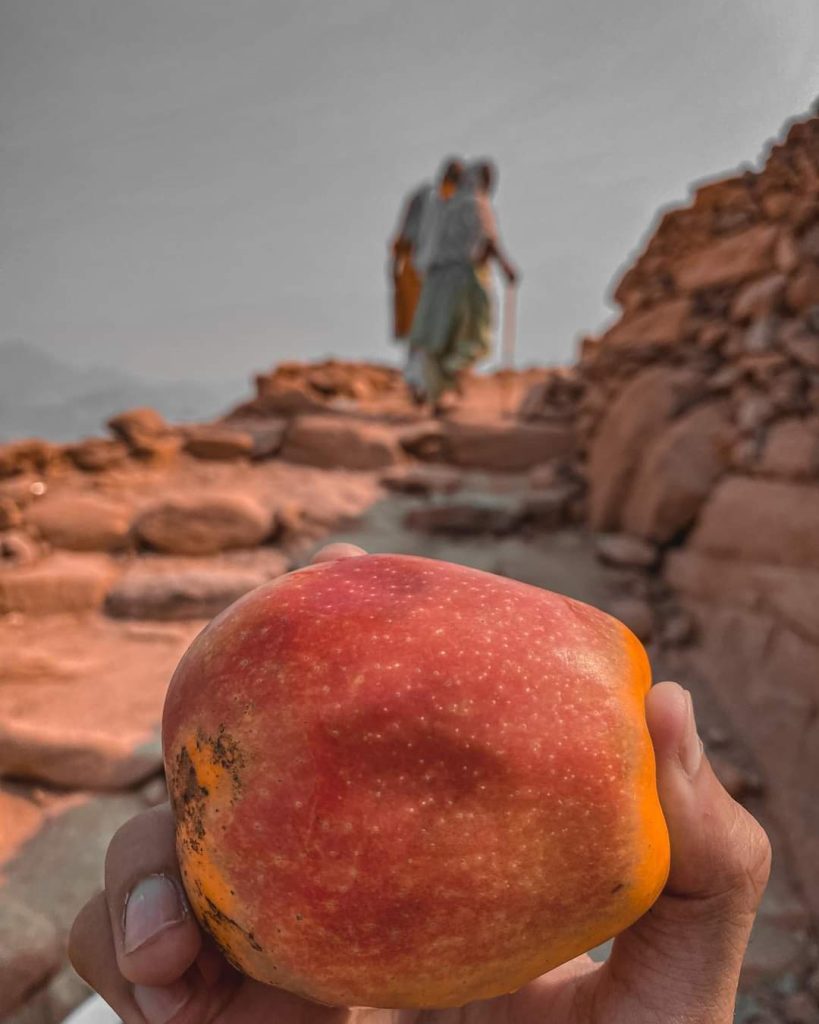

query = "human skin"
[69,543,771,1024]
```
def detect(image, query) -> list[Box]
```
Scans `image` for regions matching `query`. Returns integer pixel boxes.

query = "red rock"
[107,407,181,460]
[67,437,129,472]
[798,222,819,261]
[775,231,801,273]
[380,464,463,496]
[182,425,254,461]
[134,494,273,555]
[781,327,819,369]
[106,565,280,620]
[600,298,691,352]
[587,367,703,531]
[621,402,735,543]
[673,224,779,291]
[0,440,61,480]
[594,534,659,569]
[440,420,575,472]
[743,316,778,352]
[398,421,446,461]
[281,415,401,470]
[26,493,132,552]
[0,532,41,568]
[759,418,819,478]
[763,191,795,220]
[786,264,819,313]
[0,554,119,615]
[0,497,22,530]
[0,897,61,1018]
[731,274,787,321]
[690,476,819,569]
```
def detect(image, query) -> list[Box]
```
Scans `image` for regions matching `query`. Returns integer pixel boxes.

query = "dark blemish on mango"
[202,894,264,954]
[610,882,624,894]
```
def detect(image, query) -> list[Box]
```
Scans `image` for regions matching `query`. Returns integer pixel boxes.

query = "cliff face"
[579,109,819,919]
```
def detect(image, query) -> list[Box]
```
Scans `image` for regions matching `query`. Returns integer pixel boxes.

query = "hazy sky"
[2,0,818,385]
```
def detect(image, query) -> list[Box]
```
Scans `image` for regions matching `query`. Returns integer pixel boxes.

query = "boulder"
[689,477,819,569]
[0,532,41,569]
[0,897,61,1018]
[0,554,118,615]
[0,497,22,530]
[587,367,704,530]
[106,565,280,620]
[600,297,691,352]
[26,493,132,552]
[672,224,779,292]
[621,402,735,543]
[380,464,463,496]
[759,418,819,478]
[0,440,61,480]
[398,421,446,461]
[440,420,575,471]
[730,273,787,321]
[781,327,819,369]
[594,534,659,569]
[134,494,273,555]
[67,437,129,472]
[107,407,180,459]
[182,425,254,461]
[281,415,401,470]
[404,497,522,536]
[786,263,819,313]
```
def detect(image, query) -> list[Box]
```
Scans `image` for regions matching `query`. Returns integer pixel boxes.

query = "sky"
[2,0,819,386]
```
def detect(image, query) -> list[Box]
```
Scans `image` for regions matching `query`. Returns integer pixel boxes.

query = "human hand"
[503,262,519,286]
[70,545,770,1024]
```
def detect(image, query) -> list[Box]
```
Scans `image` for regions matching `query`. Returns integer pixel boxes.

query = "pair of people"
[390,157,518,412]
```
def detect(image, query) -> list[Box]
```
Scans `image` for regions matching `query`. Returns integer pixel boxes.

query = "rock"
[0,554,119,615]
[0,440,61,480]
[0,898,61,1018]
[594,534,659,569]
[380,464,463,496]
[799,222,819,260]
[67,437,129,472]
[659,609,696,646]
[6,963,95,1024]
[440,420,575,472]
[621,402,735,543]
[731,274,787,321]
[0,497,23,530]
[404,497,522,536]
[587,367,703,531]
[281,415,401,470]
[744,316,778,352]
[605,597,654,641]
[759,418,819,478]
[782,992,819,1024]
[737,393,776,433]
[26,493,132,552]
[106,565,277,620]
[107,407,180,460]
[787,264,819,313]
[528,461,569,490]
[243,420,287,459]
[398,421,446,461]
[673,224,779,292]
[775,229,801,272]
[520,485,577,529]
[0,476,47,509]
[182,425,254,461]
[134,494,273,555]
[690,477,819,569]
[781,325,819,369]
[742,919,809,987]
[0,615,201,788]
[0,532,41,569]
[600,298,691,352]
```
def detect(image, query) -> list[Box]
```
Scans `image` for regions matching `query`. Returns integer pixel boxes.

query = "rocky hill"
[2,107,819,1024]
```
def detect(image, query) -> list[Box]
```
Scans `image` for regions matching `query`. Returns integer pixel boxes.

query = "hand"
[70,545,770,1024]
[503,262,519,286]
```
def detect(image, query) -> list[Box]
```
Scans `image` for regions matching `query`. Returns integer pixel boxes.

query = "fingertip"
[645,680,690,760]
[309,543,367,565]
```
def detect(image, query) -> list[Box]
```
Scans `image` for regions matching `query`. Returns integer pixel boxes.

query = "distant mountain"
[0,340,242,442]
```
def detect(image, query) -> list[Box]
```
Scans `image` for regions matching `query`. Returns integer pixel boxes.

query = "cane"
[500,282,518,417]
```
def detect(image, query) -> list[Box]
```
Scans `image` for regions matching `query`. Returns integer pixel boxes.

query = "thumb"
[602,681,771,1024]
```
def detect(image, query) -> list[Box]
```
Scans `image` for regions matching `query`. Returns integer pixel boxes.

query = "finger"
[104,805,203,987]
[310,543,367,565]
[603,681,771,1023]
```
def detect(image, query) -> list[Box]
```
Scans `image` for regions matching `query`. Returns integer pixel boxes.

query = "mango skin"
[162,554,669,1008]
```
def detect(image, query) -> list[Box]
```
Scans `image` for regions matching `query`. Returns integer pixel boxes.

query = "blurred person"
[69,545,771,1024]
[389,158,464,343]
[407,159,518,413]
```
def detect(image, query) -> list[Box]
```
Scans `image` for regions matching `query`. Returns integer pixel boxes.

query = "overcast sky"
[2,0,818,385]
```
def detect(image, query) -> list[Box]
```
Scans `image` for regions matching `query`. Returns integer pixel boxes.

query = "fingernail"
[134,979,191,1023]
[680,690,704,778]
[124,874,187,954]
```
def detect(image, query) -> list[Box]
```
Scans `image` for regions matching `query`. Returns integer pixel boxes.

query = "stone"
[0,497,23,530]
[0,615,201,788]
[799,222,819,261]
[744,316,778,352]
[107,406,167,447]
[106,565,277,620]
[621,402,735,543]
[380,464,463,496]
[781,325,819,369]
[0,440,61,480]
[782,992,819,1024]
[659,609,696,646]
[67,437,129,473]
[0,554,118,615]
[594,533,659,569]
[182,425,254,461]
[775,230,801,273]
[528,461,567,490]
[281,415,401,470]
[759,418,819,478]
[786,264,819,313]
[736,393,775,433]
[520,485,577,529]
[605,596,654,641]
[587,366,704,531]
[690,476,819,569]
[243,420,287,459]
[0,532,41,569]
[673,224,779,292]
[26,494,132,552]
[134,493,273,555]
[440,421,575,472]
[0,898,61,1018]
[600,297,691,351]
[731,274,787,321]
[404,497,522,536]
[398,421,446,461]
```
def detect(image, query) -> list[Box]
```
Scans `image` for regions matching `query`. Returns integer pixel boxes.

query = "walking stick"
[500,282,518,418]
